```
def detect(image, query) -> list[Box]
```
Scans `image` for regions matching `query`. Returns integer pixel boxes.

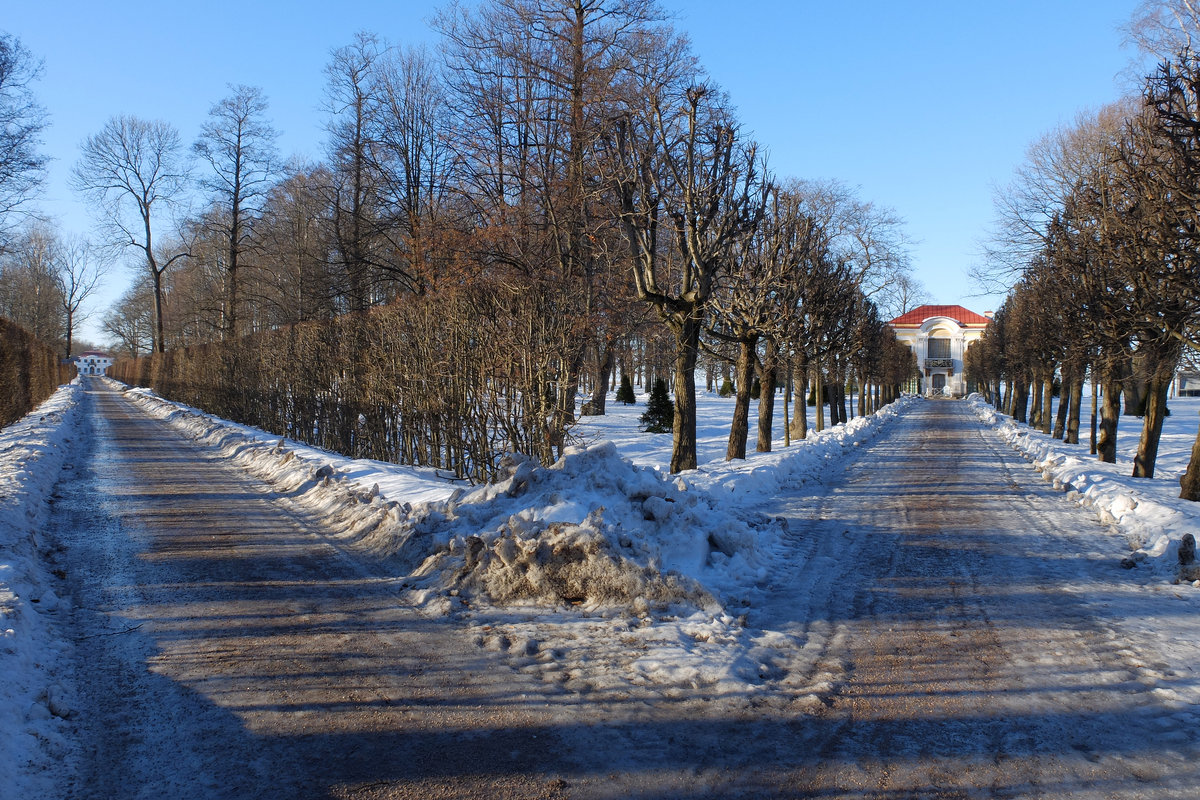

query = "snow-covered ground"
[969,393,1200,581]
[0,382,83,800]
[4,378,1200,797]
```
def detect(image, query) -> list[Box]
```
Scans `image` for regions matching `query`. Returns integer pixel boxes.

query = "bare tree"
[102,277,155,359]
[0,222,62,344]
[325,32,384,312]
[980,103,1132,290]
[0,33,47,247]
[53,233,107,358]
[194,85,279,340]
[790,178,915,318]
[613,83,768,472]
[256,160,338,325]
[72,116,191,353]
[1125,1,1200,60]
[708,183,818,458]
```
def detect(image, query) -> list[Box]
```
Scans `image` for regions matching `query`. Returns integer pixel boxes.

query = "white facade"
[75,351,114,376]
[1177,370,1200,398]
[887,306,990,397]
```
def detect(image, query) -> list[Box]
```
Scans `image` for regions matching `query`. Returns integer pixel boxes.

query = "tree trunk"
[1066,374,1083,445]
[814,365,825,433]
[756,339,778,453]
[1132,366,1174,479]
[828,374,841,426]
[670,313,702,474]
[583,342,615,416]
[1041,375,1053,436]
[1120,353,1144,417]
[1180,419,1200,501]
[1054,373,1070,440]
[1090,377,1099,455]
[151,267,166,354]
[1098,379,1121,463]
[1030,378,1043,430]
[789,351,808,440]
[1011,380,1029,423]
[726,338,756,460]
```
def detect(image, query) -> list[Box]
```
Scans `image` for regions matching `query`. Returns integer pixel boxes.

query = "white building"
[75,351,114,376]
[887,305,991,397]
[1177,370,1200,398]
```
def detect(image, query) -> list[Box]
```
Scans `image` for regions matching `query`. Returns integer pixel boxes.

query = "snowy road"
[44,383,1200,798]
[51,382,577,799]
[758,399,1200,798]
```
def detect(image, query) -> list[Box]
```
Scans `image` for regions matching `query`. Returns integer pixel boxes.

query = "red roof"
[888,304,991,327]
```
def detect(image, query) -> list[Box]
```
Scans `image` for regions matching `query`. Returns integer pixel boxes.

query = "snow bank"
[967,394,1200,581]
[0,381,82,800]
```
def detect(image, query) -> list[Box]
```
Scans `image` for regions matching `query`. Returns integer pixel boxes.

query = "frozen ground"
[2,378,1199,797]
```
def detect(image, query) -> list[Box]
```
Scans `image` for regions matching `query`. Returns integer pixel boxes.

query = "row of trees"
[4,5,920,473]
[0,223,105,357]
[971,8,1200,500]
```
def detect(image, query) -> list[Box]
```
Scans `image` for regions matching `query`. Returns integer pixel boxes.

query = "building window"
[928,337,951,359]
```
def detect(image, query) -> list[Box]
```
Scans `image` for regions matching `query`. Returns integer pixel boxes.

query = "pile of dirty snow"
[968,393,1200,581]
[0,381,82,800]
[404,444,779,613]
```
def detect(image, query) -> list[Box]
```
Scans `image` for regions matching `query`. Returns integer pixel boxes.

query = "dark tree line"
[973,48,1200,500]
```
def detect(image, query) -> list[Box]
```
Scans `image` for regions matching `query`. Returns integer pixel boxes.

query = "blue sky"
[7,1,1144,344]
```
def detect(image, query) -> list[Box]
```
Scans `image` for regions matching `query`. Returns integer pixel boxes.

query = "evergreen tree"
[718,377,733,397]
[616,373,636,405]
[640,378,674,433]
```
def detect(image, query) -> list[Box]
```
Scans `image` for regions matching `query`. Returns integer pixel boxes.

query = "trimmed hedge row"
[110,282,577,483]
[0,317,75,428]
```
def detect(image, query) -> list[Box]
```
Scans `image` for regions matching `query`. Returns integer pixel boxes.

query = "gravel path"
[45,384,1200,798]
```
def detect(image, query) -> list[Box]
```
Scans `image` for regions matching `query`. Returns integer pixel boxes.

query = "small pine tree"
[640,378,674,433]
[616,373,636,405]
[718,377,734,397]
[750,377,762,400]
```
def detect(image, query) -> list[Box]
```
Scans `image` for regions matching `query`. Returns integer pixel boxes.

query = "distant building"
[887,305,991,397]
[75,351,114,376]
[1177,370,1200,398]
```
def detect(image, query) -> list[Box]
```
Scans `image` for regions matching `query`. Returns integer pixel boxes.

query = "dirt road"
[46,383,1200,798]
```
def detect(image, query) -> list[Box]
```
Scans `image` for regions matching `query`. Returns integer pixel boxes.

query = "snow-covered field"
[4,378,1200,797]
[968,393,1200,581]
[0,382,83,800]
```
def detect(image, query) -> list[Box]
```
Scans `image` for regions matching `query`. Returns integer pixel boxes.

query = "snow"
[967,393,1200,581]
[0,381,84,800]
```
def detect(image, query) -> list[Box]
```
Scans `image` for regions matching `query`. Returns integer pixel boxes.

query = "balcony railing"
[926,358,953,368]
